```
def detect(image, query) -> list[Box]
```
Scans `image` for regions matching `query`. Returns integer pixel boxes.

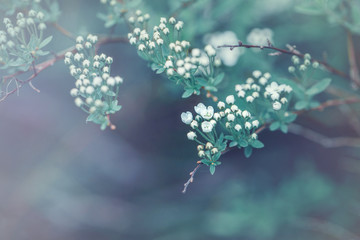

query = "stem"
[218,41,350,81]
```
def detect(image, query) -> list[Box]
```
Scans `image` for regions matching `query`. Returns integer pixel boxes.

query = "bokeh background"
[1,0,360,239]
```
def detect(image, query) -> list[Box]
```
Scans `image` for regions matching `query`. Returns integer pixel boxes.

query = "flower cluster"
[98,0,127,28]
[0,10,52,74]
[64,34,123,130]
[233,70,297,133]
[181,99,264,174]
[287,54,332,112]
[127,11,224,98]
[235,70,293,112]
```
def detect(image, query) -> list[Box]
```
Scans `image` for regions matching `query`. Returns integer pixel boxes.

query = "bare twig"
[0,36,128,102]
[218,41,350,81]
[52,23,75,40]
[182,163,202,193]
[289,123,360,148]
[346,30,360,88]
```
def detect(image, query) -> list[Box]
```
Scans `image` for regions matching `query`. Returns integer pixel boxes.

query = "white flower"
[86,97,93,104]
[164,60,173,68]
[199,57,209,66]
[247,28,273,47]
[217,101,225,109]
[271,92,280,100]
[242,110,250,118]
[129,37,137,45]
[210,120,217,126]
[174,45,182,53]
[237,90,245,98]
[115,76,123,84]
[245,122,252,129]
[74,53,82,61]
[101,85,109,93]
[259,77,267,85]
[252,120,259,128]
[252,70,262,78]
[281,97,288,104]
[224,108,231,115]
[181,111,193,124]
[133,28,141,35]
[177,67,185,76]
[160,17,167,23]
[93,76,102,86]
[82,59,90,68]
[252,92,259,98]
[128,16,135,23]
[138,44,146,51]
[246,96,254,103]
[234,124,242,131]
[167,69,174,76]
[227,114,235,122]
[74,97,83,107]
[204,44,216,57]
[148,41,156,49]
[264,72,271,79]
[200,106,214,120]
[86,86,94,94]
[213,113,221,121]
[191,48,201,57]
[107,77,115,86]
[198,150,205,157]
[70,88,78,97]
[190,120,198,129]
[169,17,176,24]
[226,95,235,104]
[162,28,170,35]
[94,99,103,107]
[156,38,164,45]
[187,131,197,140]
[201,121,213,133]
[194,103,206,115]
[273,101,282,110]
[230,105,238,112]
[251,133,258,139]
[175,21,183,30]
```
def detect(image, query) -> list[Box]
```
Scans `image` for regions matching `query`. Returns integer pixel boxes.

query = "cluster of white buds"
[128,11,223,97]
[234,70,292,111]
[0,10,51,73]
[65,34,123,130]
[288,54,319,73]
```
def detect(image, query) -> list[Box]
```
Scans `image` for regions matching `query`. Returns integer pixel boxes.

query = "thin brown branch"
[346,30,360,88]
[218,41,351,81]
[289,123,360,148]
[0,36,128,102]
[182,96,360,192]
[52,23,75,40]
[182,163,202,193]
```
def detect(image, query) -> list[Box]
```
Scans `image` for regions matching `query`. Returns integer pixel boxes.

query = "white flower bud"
[187,131,197,140]
[217,101,225,109]
[245,122,252,129]
[273,101,282,110]
[234,124,242,131]
[226,95,235,105]
[74,97,83,107]
[181,111,193,124]
[227,114,235,122]
[252,120,259,128]
[70,88,78,97]
[201,121,213,133]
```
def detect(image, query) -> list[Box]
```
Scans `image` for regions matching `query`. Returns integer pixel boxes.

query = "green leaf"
[213,72,225,86]
[250,140,264,149]
[280,124,288,133]
[244,146,253,158]
[224,135,234,141]
[295,100,309,110]
[284,113,297,123]
[209,165,216,175]
[201,159,211,166]
[229,141,238,147]
[239,139,248,148]
[269,121,281,131]
[38,36,53,49]
[306,78,332,96]
[182,89,193,98]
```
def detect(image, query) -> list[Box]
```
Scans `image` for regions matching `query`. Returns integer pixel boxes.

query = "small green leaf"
[239,139,248,148]
[209,165,216,175]
[229,141,238,147]
[280,124,288,133]
[306,78,332,96]
[244,146,253,158]
[38,36,53,49]
[270,121,281,131]
[250,140,264,149]
[182,89,193,98]
[213,72,225,86]
[284,113,297,123]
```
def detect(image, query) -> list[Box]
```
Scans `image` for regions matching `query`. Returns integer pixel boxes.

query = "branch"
[289,123,360,148]
[0,36,128,102]
[218,41,351,81]
[182,96,360,192]
[346,30,360,88]
[52,23,75,40]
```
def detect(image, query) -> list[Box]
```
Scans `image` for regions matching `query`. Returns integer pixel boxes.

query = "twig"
[218,41,350,81]
[289,123,360,148]
[182,96,360,192]
[0,36,128,102]
[52,23,75,40]
[182,163,202,193]
[346,30,360,88]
